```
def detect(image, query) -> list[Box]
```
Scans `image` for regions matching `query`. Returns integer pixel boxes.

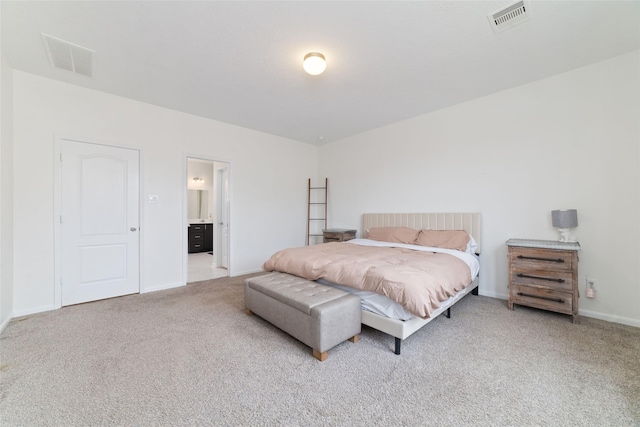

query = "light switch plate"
[148,195,159,204]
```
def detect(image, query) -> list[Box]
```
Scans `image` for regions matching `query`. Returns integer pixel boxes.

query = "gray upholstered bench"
[244,272,361,361]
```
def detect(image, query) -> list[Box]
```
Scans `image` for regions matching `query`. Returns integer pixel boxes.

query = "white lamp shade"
[303,52,326,75]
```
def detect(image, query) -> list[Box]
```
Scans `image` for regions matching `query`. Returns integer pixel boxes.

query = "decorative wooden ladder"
[306,178,328,245]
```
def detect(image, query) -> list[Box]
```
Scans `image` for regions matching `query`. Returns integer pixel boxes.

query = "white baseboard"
[140,282,184,294]
[578,309,640,328]
[0,313,13,334]
[13,304,57,318]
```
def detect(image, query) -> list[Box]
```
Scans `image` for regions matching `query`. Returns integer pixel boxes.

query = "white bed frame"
[361,212,482,354]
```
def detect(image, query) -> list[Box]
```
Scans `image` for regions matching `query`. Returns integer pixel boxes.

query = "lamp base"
[557,228,577,243]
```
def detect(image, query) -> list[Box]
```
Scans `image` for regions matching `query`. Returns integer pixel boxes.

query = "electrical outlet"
[586,277,597,298]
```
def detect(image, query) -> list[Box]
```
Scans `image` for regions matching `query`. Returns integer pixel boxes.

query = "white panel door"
[61,139,139,306]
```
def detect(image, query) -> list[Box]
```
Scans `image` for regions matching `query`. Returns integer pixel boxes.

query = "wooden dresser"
[506,239,580,323]
[323,229,356,243]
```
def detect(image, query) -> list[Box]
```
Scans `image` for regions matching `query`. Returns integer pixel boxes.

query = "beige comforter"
[262,242,472,318]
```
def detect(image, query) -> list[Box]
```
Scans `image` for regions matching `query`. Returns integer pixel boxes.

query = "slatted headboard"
[362,213,482,254]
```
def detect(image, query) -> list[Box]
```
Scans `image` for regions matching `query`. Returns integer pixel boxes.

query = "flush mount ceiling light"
[303,52,326,75]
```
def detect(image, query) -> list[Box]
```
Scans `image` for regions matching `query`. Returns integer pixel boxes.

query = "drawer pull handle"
[517,255,564,263]
[517,292,565,303]
[517,273,565,283]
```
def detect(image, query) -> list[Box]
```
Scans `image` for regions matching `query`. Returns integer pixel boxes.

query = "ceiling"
[2,1,639,145]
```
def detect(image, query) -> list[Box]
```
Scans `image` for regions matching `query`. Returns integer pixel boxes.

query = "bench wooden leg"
[348,334,360,343]
[312,349,328,361]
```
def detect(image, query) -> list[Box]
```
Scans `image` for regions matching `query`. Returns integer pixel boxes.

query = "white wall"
[0,55,15,330]
[319,51,640,327]
[12,71,317,315]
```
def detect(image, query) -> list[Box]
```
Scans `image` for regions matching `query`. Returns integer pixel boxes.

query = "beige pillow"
[415,229,470,251]
[367,227,419,244]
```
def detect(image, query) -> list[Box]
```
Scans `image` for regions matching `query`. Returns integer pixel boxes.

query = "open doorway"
[186,157,230,283]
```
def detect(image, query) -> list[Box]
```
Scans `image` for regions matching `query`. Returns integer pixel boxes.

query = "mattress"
[316,278,415,320]
[316,238,480,321]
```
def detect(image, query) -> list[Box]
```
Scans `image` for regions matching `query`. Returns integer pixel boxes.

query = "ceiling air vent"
[41,33,94,77]
[488,1,530,34]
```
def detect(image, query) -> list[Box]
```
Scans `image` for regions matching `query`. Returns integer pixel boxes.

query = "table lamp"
[551,209,578,242]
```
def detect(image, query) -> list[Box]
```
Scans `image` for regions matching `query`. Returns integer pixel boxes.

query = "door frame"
[53,135,143,309]
[214,164,230,269]
[183,153,232,284]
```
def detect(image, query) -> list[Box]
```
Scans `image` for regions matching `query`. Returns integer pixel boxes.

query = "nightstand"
[323,229,356,243]
[506,239,580,323]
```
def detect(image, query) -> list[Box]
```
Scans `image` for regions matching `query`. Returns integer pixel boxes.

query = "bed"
[264,212,482,354]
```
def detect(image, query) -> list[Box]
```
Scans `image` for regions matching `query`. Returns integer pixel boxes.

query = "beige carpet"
[1,274,639,426]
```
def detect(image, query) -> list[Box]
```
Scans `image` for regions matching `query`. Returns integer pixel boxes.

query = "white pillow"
[467,235,479,254]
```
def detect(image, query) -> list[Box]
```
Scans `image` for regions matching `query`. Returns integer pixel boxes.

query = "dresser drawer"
[190,224,206,232]
[510,284,573,315]
[511,267,574,292]
[190,232,205,241]
[510,247,573,272]
[189,241,205,252]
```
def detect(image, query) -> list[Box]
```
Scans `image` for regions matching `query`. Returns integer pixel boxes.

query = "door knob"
[130,227,137,232]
